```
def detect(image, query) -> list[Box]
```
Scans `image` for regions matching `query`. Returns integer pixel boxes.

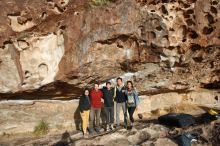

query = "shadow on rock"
[53,131,74,146]
[74,105,81,131]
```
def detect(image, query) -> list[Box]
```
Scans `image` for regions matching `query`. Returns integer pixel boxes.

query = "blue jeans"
[116,102,127,126]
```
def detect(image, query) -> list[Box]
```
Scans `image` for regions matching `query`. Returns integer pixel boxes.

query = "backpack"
[201,112,218,123]
[158,113,195,128]
[175,134,192,146]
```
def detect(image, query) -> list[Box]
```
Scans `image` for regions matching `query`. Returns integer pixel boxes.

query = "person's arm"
[125,90,128,102]
[113,87,116,101]
[134,90,140,110]
[89,91,93,105]
[101,88,104,99]
[100,90,104,102]
[135,90,140,104]
[101,90,103,98]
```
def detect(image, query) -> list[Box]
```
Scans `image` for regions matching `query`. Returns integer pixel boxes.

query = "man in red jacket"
[89,83,103,133]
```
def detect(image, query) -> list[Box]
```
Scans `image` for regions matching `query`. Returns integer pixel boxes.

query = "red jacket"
[90,89,103,108]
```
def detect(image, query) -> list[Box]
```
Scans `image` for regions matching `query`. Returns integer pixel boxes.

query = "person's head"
[84,88,90,96]
[106,82,111,89]
[94,83,99,91]
[127,81,134,90]
[116,77,123,86]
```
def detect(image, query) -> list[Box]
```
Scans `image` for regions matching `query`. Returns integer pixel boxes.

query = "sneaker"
[83,133,89,138]
[89,128,94,134]
[106,125,110,132]
[115,124,120,129]
[96,128,101,134]
[110,124,115,131]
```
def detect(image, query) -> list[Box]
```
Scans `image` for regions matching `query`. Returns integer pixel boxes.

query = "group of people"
[78,77,140,137]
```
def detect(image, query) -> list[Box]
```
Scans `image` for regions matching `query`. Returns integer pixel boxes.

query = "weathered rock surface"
[0,0,219,99]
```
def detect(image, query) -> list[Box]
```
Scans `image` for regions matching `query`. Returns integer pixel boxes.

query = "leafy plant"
[18,33,29,40]
[33,120,49,136]
[89,0,110,7]
[56,124,63,130]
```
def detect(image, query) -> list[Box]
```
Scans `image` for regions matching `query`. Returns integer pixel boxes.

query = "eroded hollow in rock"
[161,5,168,15]
[7,13,35,32]
[24,71,31,79]
[193,56,203,63]
[206,13,215,24]
[202,81,220,89]
[210,6,217,14]
[190,44,202,52]
[186,19,195,26]
[189,30,199,39]
[203,26,214,35]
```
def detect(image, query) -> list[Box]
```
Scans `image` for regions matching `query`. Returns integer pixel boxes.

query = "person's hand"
[101,98,104,102]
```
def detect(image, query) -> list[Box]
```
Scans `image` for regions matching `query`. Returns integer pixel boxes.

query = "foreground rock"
[1,119,220,146]
[0,0,219,99]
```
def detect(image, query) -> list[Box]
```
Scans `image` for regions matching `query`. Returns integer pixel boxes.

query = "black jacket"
[102,87,114,107]
[79,95,90,112]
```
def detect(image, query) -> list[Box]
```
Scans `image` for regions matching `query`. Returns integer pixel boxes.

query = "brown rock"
[0,1,219,99]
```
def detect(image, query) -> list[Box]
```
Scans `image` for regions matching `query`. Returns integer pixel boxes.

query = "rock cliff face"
[0,0,219,99]
[0,1,220,144]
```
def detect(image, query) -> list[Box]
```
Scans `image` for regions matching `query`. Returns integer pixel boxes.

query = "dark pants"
[127,106,136,123]
[104,106,114,124]
[89,107,101,131]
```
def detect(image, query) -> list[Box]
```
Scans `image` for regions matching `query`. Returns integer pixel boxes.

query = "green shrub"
[56,124,63,130]
[33,120,49,136]
[89,0,110,7]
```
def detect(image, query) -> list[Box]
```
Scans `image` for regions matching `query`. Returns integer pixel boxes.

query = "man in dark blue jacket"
[114,77,127,128]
